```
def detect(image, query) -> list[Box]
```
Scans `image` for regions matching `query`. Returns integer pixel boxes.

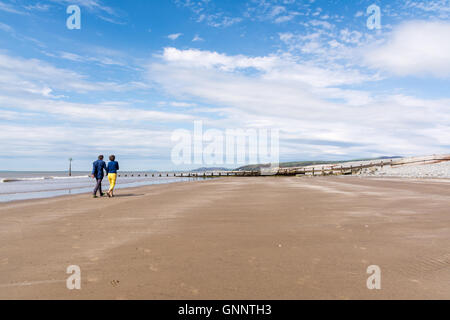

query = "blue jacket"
[107,161,120,174]
[92,160,107,179]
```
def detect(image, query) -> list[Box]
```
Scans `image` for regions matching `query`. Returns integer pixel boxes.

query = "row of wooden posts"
[117,162,386,178]
[278,160,392,176]
[117,155,450,178]
[118,171,261,178]
[280,155,450,176]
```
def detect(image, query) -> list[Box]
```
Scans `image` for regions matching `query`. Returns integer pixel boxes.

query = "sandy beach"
[0,176,449,300]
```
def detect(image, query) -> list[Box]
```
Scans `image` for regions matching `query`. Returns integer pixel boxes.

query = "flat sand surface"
[0,176,449,299]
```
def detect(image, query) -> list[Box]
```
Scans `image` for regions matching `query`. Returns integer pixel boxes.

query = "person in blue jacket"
[91,155,107,198]
[106,155,119,198]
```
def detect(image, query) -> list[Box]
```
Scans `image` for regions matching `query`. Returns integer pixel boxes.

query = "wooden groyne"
[117,154,450,178]
[118,171,261,178]
[279,154,450,176]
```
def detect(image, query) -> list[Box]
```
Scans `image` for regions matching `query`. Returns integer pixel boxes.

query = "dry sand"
[0,176,449,300]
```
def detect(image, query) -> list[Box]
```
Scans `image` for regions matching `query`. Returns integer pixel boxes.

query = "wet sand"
[0,176,449,300]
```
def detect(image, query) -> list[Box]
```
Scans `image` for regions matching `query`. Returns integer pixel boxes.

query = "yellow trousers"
[108,173,117,192]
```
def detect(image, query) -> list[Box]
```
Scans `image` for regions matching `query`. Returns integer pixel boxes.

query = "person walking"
[91,155,107,198]
[106,155,119,198]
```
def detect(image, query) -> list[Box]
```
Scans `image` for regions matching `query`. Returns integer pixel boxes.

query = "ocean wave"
[1,176,88,183]
[52,176,89,180]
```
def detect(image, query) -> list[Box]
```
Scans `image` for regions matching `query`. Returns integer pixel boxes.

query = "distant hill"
[236,156,402,171]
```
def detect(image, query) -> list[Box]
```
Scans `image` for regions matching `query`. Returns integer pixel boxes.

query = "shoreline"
[0,176,203,204]
[1,176,449,299]
[0,179,207,207]
[3,173,450,205]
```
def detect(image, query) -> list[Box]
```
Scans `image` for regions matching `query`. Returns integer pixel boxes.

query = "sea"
[0,171,198,203]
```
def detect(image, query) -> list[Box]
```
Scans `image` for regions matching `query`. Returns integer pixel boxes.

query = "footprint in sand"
[149,265,159,272]
[110,280,120,287]
[136,247,152,254]
[190,288,199,295]
[179,282,199,294]
[296,276,310,285]
[248,256,256,264]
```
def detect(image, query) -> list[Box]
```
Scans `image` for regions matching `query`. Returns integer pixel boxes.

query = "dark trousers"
[93,178,103,196]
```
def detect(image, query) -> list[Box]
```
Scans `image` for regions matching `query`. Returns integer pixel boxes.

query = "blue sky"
[0,0,449,171]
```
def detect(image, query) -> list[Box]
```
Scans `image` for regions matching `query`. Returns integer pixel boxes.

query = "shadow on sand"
[111,194,144,198]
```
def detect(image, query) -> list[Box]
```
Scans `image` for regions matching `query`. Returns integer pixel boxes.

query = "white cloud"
[2,1,450,166]
[0,122,177,159]
[146,47,450,159]
[340,29,362,44]
[97,15,127,25]
[0,50,202,168]
[404,0,450,18]
[277,25,370,63]
[207,16,242,28]
[309,19,333,29]
[192,34,204,42]
[24,3,51,11]
[170,102,197,108]
[0,22,13,33]
[269,5,286,18]
[50,0,124,24]
[58,51,128,67]
[274,15,295,23]
[279,32,293,42]
[0,1,25,14]
[159,46,375,87]
[0,95,194,123]
[0,53,143,95]
[50,0,114,14]
[168,33,183,40]
[364,21,450,77]
[160,47,278,72]
[176,0,242,28]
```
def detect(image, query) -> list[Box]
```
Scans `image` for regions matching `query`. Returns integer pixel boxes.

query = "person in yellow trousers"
[106,155,119,197]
